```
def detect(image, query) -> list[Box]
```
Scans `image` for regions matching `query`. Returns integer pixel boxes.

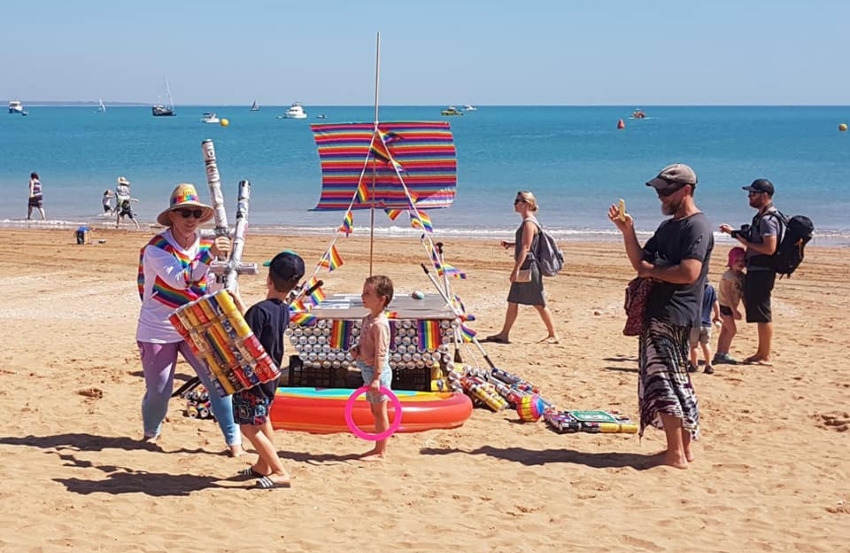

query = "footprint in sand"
[77,387,104,400]
[815,411,849,432]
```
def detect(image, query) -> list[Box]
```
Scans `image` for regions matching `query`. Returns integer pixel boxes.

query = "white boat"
[95,98,106,113]
[250,100,259,111]
[200,112,221,124]
[280,102,307,119]
[152,76,176,117]
[8,99,24,114]
[463,105,477,111]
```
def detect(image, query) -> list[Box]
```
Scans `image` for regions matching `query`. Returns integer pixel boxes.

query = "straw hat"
[156,183,215,226]
[117,176,130,185]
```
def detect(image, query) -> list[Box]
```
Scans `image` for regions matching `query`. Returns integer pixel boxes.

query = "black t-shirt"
[244,298,289,397]
[642,212,714,327]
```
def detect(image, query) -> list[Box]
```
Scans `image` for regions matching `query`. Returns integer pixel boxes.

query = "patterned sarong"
[638,319,700,439]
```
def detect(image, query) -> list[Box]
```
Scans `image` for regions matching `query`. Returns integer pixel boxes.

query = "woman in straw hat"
[135,183,244,455]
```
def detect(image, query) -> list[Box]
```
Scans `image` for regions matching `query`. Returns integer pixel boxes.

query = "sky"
[2,0,849,106]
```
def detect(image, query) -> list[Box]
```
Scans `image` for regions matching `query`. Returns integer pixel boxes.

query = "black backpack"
[749,210,814,277]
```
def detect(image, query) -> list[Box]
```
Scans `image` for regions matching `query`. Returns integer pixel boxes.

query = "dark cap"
[742,178,774,196]
[262,250,305,282]
[645,163,698,192]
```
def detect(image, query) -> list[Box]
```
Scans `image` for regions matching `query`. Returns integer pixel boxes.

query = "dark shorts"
[719,305,733,317]
[232,377,279,426]
[29,197,43,208]
[744,270,776,323]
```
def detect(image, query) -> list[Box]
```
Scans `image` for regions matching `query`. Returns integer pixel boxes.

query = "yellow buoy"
[220,118,230,127]
[840,123,848,132]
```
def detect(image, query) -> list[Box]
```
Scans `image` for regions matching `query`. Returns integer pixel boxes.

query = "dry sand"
[0,227,848,552]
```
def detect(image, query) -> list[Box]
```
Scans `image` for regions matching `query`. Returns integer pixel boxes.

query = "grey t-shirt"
[745,206,782,272]
[642,212,714,328]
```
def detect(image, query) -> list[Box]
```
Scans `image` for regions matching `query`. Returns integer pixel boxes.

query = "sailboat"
[152,76,176,117]
[95,98,106,113]
[250,99,259,111]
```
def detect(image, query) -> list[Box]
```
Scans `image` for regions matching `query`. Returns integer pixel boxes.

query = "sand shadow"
[602,356,637,363]
[0,432,207,455]
[602,366,639,373]
[420,445,658,470]
[276,448,362,465]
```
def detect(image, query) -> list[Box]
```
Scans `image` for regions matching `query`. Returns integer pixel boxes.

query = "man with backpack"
[719,178,781,366]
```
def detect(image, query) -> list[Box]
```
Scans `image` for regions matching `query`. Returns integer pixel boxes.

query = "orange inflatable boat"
[270,387,473,434]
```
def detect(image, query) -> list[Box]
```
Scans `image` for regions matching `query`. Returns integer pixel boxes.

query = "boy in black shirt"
[234,251,305,489]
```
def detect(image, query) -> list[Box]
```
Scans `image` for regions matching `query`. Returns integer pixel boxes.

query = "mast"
[368,32,381,276]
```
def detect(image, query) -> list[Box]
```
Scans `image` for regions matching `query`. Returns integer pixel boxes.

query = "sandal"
[537,336,560,344]
[256,476,291,489]
[481,335,510,344]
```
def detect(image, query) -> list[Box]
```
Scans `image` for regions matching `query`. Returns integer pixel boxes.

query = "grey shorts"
[689,325,712,347]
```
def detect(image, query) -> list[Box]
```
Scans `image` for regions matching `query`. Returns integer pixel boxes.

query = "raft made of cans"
[169,289,280,397]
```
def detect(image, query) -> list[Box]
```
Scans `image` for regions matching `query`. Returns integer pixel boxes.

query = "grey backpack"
[532,222,564,277]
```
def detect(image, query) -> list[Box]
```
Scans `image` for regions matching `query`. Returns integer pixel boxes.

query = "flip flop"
[481,336,510,344]
[537,336,560,344]
[256,476,291,489]
[744,358,773,367]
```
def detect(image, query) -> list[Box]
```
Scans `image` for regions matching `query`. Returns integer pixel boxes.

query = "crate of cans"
[286,317,460,375]
[169,290,281,397]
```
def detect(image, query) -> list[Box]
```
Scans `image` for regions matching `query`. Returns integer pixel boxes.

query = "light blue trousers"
[138,340,241,446]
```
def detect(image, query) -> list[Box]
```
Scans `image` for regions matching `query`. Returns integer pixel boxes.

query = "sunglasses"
[514,198,526,205]
[747,191,765,197]
[656,185,684,198]
[176,208,204,219]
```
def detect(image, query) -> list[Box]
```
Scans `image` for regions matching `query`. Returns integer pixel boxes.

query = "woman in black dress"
[484,191,559,344]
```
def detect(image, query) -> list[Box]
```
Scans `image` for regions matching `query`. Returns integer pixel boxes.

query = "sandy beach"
[1,226,848,552]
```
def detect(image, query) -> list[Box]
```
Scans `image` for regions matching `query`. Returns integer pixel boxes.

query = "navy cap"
[262,250,305,282]
[742,178,774,196]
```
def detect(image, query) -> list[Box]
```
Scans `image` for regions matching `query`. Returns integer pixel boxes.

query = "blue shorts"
[356,360,392,404]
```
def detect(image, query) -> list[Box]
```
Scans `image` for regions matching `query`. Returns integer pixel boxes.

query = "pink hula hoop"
[343,386,403,441]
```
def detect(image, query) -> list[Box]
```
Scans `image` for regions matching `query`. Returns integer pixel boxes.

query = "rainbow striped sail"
[311,122,457,211]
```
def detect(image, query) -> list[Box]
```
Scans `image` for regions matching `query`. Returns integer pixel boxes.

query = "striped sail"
[311,121,457,211]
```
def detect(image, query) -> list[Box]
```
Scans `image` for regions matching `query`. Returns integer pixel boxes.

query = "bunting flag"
[417,319,441,351]
[459,322,478,343]
[303,277,326,306]
[319,244,344,272]
[289,310,318,326]
[330,320,354,350]
[311,122,457,211]
[339,210,353,236]
[355,181,369,204]
[438,263,467,280]
[385,208,403,221]
[410,210,433,233]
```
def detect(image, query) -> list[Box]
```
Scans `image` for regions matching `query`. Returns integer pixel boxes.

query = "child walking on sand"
[233,251,305,489]
[351,275,394,460]
[689,281,721,374]
[713,247,747,365]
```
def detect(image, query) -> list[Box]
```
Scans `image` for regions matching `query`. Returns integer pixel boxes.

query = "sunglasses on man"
[176,208,204,219]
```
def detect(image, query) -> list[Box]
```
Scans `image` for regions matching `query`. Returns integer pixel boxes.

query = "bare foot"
[228,444,247,458]
[537,335,560,344]
[661,450,689,469]
[684,447,694,463]
[142,434,159,444]
[358,448,387,462]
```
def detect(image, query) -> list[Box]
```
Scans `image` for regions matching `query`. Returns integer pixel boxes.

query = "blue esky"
[3,0,848,105]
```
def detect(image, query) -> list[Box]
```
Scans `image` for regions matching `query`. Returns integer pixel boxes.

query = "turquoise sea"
[2,105,848,244]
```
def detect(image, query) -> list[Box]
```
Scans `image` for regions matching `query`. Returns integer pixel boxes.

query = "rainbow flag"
[339,210,353,236]
[385,208,402,221]
[289,310,317,326]
[410,210,433,233]
[439,263,466,280]
[459,322,477,343]
[430,247,442,271]
[304,277,326,306]
[330,320,354,350]
[417,319,441,351]
[355,181,369,204]
[319,244,344,272]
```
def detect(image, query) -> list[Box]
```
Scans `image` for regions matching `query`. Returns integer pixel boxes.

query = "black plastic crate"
[391,366,431,392]
[287,355,336,388]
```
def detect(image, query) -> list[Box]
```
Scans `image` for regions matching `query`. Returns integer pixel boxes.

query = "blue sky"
[3,0,848,105]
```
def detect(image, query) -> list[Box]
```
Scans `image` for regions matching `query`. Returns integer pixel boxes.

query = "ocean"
[2,105,848,244]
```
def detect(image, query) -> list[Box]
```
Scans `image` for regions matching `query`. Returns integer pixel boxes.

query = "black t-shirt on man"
[642,212,714,328]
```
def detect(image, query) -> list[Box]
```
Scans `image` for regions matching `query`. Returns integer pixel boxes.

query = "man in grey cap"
[608,163,713,469]
[719,178,781,366]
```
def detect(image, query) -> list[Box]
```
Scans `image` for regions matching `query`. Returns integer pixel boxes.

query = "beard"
[661,197,683,216]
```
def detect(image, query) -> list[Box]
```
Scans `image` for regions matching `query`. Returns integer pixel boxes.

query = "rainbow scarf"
[417,319,441,351]
[138,235,210,308]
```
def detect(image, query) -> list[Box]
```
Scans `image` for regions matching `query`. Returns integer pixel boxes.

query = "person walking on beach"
[483,191,559,345]
[688,282,720,375]
[136,183,243,456]
[102,189,115,215]
[719,179,780,366]
[115,176,140,229]
[608,163,713,469]
[713,247,746,365]
[27,172,46,220]
[231,251,304,489]
[350,275,395,460]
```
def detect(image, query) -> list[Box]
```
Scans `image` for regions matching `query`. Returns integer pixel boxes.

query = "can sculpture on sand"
[168,289,280,397]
